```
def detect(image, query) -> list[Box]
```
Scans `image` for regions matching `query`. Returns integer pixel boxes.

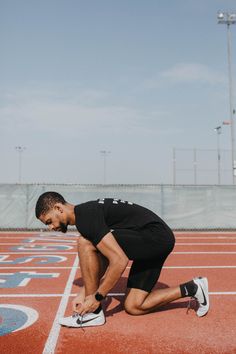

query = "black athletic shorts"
[112,223,175,293]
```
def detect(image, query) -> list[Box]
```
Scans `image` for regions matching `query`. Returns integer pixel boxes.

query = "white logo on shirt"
[112,199,133,205]
[97,198,133,205]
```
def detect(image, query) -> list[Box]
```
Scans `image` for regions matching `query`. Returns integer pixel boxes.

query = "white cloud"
[0,86,174,139]
[161,62,226,85]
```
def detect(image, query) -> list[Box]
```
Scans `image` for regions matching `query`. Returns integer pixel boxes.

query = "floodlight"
[229,14,236,22]
[217,12,224,20]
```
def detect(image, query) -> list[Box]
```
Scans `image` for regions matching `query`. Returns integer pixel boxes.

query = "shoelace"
[187,295,200,314]
[186,297,194,314]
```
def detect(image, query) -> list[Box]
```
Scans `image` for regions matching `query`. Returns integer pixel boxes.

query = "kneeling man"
[35,192,209,328]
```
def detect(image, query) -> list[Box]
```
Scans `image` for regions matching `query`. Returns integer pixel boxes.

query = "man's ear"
[54,203,64,213]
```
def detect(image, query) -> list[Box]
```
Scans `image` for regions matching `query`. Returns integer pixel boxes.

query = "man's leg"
[124,286,181,315]
[123,257,206,316]
[124,278,209,317]
[124,256,182,315]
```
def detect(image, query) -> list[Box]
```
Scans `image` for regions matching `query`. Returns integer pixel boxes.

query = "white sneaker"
[193,277,209,317]
[59,308,105,328]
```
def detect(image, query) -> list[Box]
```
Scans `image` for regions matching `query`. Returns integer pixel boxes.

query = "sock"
[93,304,102,314]
[180,280,198,297]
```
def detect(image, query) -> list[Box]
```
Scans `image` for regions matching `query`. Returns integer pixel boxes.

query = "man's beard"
[60,222,68,233]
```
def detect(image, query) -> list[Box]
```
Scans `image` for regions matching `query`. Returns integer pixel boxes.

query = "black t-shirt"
[74,198,165,246]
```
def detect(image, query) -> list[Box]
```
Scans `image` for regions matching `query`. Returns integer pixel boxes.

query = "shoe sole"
[59,316,106,328]
[60,320,106,328]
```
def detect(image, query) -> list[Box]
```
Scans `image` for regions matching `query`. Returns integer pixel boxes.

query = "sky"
[1,0,236,185]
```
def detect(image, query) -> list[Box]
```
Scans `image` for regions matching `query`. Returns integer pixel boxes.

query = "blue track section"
[0,307,27,336]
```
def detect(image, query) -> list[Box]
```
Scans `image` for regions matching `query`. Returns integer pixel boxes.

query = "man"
[35,191,209,328]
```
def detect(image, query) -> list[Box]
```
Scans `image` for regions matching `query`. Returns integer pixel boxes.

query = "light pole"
[15,146,26,183]
[214,126,222,184]
[217,11,236,184]
[100,150,111,184]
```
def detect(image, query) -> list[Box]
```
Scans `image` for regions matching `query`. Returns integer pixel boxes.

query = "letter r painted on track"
[0,271,59,288]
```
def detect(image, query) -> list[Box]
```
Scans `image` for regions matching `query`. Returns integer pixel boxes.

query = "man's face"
[39,205,68,233]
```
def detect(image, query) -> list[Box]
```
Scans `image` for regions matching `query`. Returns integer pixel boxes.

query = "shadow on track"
[73,276,194,317]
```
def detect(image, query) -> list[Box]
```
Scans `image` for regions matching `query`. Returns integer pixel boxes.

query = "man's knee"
[124,288,150,315]
[124,297,143,315]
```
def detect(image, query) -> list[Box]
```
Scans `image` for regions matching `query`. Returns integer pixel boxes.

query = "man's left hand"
[77,294,100,316]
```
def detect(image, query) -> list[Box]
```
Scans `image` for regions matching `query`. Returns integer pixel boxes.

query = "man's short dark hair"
[35,191,66,219]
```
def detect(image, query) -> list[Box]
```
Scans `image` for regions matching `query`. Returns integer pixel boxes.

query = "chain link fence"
[172,148,233,185]
[0,183,236,230]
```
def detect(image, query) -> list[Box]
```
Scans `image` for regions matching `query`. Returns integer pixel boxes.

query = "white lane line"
[1,252,236,256]
[0,252,77,254]
[0,267,80,269]
[0,293,127,298]
[1,265,236,270]
[0,243,77,245]
[0,293,125,298]
[42,255,78,354]
[3,235,234,240]
[1,291,236,297]
[105,291,236,296]
[6,242,236,246]
[174,231,236,234]
[175,243,236,245]
[2,236,236,240]
[209,292,236,295]
[173,251,236,254]
[163,265,236,269]
[124,265,236,269]
[3,242,236,245]
[1,252,235,255]
[175,237,236,239]
[0,237,78,240]
[0,294,66,297]
[0,232,78,235]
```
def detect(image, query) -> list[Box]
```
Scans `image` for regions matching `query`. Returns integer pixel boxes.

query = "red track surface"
[0,231,236,354]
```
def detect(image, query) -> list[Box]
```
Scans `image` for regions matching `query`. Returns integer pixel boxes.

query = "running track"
[0,231,236,354]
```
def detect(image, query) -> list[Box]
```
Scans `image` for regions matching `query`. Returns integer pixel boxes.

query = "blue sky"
[1,0,236,184]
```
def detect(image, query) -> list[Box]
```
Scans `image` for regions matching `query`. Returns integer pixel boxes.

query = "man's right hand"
[72,286,86,312]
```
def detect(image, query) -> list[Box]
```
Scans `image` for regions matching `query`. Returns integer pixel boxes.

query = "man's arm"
[72,241,109,313]
[96,232,129,296]
[78,232,128,315]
